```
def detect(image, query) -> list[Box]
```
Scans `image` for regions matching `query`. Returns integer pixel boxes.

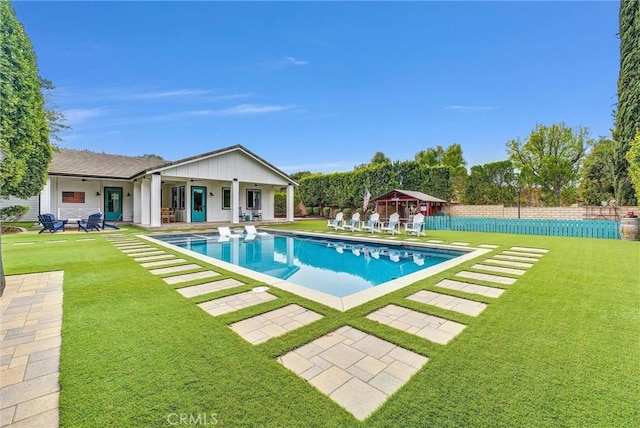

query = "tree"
[506,123,591,206]
[580,137,616,205]
[0,1,53,199]
[41,78,69,141]
[415,144,467,200]
[613,0,640,205]
[370,151,391,165]
[462,160,516,205]
[289,170,313,182]
[626,132,640,203]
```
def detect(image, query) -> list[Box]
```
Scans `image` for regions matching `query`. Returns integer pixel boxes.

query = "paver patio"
[278,326,428,420]
[230,304,323,344]
[367,304,466,345]
[0,271,63,427]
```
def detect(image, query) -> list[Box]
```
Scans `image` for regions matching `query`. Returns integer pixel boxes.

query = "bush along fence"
[425,216,621,239]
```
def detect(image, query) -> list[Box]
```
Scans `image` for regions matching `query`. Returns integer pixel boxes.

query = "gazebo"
[373,189,447,221]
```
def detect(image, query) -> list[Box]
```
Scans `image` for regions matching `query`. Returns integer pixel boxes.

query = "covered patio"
[373,189,448,222]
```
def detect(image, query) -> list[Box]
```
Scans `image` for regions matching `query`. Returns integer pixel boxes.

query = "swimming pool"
[145,230,490,311]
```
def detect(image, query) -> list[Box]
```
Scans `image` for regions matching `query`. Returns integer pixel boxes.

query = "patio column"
[231,178,239,224]
[140,177,151,225]
[40,176,52,215]
[286,183,294,222]
[150,173,161,227]
[133,181,141,223]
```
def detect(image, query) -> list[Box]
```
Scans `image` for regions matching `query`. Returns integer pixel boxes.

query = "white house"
[23,144,297,226]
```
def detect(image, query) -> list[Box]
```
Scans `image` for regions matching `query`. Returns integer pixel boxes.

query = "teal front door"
[191,186,206,222]
[104,187,123,221]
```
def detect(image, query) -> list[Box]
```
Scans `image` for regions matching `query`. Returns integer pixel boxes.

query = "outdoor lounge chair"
[218,226,242,238]
[244,225,268,236]
[78,213,103,232]
[404,213,425,236]
[327,212,344,230]
[379,213,401,235]
[343,212,361,232]
[361,213,380,233]
[38,214,67,234]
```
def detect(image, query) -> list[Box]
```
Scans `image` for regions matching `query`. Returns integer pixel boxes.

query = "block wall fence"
[442,205,639,220]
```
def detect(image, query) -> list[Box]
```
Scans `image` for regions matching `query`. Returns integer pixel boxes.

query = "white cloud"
[444,105,499,111]
[284,56,309,66]
[280,161,357,173]
[125,89,218,99]
[61,108,108,124]
[213,104,293,115]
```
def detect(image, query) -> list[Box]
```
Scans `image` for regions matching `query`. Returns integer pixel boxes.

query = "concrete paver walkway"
[1,271,63,427]
[407,290,487,316]
[279,326,428,420]
[197,290,277,316]
[230,304,323,344]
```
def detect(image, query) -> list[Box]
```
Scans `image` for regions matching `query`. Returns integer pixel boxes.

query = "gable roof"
[48,145,298,184]
[49,149,166,179]
[374,189,448,203]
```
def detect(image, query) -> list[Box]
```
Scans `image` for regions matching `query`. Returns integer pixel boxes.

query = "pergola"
[373,189,447,221]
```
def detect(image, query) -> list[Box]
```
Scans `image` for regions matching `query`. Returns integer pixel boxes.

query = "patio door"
[104,187,123,221]
[191,186,206,222]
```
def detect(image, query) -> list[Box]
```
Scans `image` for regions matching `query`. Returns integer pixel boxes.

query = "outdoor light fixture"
[127,192,131,197]
[209,192,214,197]
[96,191,101,196]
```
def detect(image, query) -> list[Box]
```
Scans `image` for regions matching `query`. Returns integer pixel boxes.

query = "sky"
[13,1,620,174]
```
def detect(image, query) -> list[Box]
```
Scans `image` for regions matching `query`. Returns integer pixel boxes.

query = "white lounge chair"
[361,213,380,233]
[218,226,242,239]
[244,225,268,236]
[412,253,425,266]
[404,213,426,236]
[379,213,401,235]
[343,212,361,232]
[327,212,344,230]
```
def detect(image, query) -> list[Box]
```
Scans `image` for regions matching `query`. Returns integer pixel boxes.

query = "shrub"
[0,205,29,222]
[312,207,320,215]
[322,207,331,218]
[343,208,352,217]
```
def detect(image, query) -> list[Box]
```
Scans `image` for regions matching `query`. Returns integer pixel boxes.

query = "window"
[170,187,178,209]
[222,187,231,209]
[62,191,85,203]
[178,186,185,209]
[246,189,261,210]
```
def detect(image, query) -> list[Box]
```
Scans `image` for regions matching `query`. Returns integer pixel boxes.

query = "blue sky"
[15,1,619,173]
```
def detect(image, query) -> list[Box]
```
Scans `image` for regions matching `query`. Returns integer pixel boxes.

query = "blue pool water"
[154,232,464,297]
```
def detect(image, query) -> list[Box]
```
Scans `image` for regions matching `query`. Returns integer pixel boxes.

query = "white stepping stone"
[120,247,155,253]
[230,304,323,344]
[494,254,539,263]
[407,290,488,317]
[472,264,526,276]
[278,326,428,420]
[427,240,443,243]
[450,242,470,246]
[163,271,220,285]
[14,242,35,245]
[149,264,201,275]
[484,259,533,269]
[510,246,548,253]
[77,238,96,241]
[134,254,176,262]
[140,259,187,268]
[113,243,147,248]
[197,290,277,316]
[502,251,543,258]
[435,279,504,298]
[177,278,245,298]
[367,304,466,345]
[45,240,66,243]
[127,251,165,257]
[478,244,500,249]
[455,271,517,285]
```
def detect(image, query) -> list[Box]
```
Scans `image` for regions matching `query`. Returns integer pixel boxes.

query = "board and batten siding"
[0,196,40,221]
[160,151,290,185]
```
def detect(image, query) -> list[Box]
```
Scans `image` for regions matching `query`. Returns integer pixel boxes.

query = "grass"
[2,222,639,427]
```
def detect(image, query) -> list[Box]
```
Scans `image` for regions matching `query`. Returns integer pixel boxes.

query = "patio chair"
[218,226,242,238]
[343,212,361,232]
[412,253,425,266]
[38,214,67,234]
[78,213,103,232]
[244,225,268,236]
[404,213,425,236]
[379,213,401,235]
[361,213,380,233]
[327,212,344,230]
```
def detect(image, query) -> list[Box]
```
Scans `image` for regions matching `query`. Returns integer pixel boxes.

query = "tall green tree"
[370,151,391,165]
[415,144,467,200]
[0,0,53,199]
[580,137,616,205]
[462,160,516,205]
[506,123,591,206]
[626,132,640,203]
[613,0,640,205]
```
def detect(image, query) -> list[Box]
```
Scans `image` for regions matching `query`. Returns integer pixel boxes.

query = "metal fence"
[425,216,621,239]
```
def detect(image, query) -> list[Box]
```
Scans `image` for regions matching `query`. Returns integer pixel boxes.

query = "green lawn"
[2,221,639,427]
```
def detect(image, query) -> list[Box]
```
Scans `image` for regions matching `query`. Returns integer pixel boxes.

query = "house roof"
[374,189,448,203]
[49,149,166,179]
[49,145,298,184]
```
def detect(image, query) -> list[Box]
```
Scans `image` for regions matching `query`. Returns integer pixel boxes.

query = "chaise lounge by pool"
[144,230,490,311]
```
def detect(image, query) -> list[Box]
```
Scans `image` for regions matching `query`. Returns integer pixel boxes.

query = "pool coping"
[140,231,491,312]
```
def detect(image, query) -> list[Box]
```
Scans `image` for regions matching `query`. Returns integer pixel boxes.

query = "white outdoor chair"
[404,213,426,236]
[343,212,361,232]
[361,213,380,233]
[327,212,344,230]
[379,213,401,235]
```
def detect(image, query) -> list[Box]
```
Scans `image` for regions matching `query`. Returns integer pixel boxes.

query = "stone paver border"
[230,304,323,344]
[407,290,487,317]
[435,279,504,298]
[197,290,277,316]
